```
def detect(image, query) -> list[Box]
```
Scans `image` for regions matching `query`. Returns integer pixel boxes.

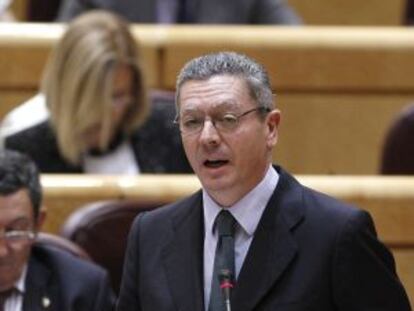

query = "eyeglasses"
[0,230,36,243]
[174,107,270,135]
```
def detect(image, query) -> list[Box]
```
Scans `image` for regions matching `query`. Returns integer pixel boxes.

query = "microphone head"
[219,269,234,285]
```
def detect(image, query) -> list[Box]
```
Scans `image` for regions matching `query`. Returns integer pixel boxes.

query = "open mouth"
[204,160,229,168]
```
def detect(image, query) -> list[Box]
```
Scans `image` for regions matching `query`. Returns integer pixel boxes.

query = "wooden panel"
[41,174,200,233]
[9,0,27,20]
[3,25,414,93]
[393,250,414,307]
[287,0,405,26]
[160,26,414,91]
[0,90,37,120]
[274,93,414,174]
[41,174,414,242]
[0,34,51,88]
[2,25,414,95]
[0,24,60,121]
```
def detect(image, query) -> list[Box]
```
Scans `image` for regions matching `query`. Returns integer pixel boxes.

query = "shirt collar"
[203,165,279,237]
[14,264,28,294]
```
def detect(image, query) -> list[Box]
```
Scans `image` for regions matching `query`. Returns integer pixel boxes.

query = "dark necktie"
[0,288,15,311]
[209,210,237,311]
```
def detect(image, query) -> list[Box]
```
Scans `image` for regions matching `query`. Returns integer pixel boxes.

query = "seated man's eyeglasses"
[0,230,36,243]
[174,107,270,135]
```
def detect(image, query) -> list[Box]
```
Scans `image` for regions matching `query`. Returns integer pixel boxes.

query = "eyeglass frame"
[0,230,36,243]
[174,106,271,135]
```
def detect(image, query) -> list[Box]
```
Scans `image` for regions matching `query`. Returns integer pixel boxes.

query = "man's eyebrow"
[214,101,240,111]
[180,107,200,115]
[181,101,240,114]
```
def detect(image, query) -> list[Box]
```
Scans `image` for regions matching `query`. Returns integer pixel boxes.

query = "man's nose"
[199,119,221,145]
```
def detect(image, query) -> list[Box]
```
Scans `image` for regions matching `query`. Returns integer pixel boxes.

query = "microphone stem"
[219,269,234,311]
[224,297,232,311]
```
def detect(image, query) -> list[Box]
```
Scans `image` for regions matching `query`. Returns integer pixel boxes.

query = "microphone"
[219,269,234,311]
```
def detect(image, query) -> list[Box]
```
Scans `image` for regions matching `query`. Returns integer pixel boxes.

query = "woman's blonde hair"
[42,10,148,165]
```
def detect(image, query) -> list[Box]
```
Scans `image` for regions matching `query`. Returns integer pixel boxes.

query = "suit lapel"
[162,192,205,311]
[232,168,305,311]
[23,253,57,311]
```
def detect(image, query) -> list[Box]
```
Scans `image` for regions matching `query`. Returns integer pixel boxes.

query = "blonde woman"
[3,10,191,174]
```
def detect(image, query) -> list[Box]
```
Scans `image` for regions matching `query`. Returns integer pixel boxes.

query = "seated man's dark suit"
[24,244,114,311]
[117,166,411,311]
[57,0,301,24]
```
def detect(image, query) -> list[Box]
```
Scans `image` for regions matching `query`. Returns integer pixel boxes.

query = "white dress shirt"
[83,140,140,175]
[203,165,279,309]
[0,94,48,147]
[4,265,27,311]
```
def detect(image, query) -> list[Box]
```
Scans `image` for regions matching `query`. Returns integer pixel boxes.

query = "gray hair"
[175,51,274,113]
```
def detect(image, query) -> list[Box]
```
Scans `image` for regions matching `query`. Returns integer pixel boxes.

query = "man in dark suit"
[0,150,115,311]
[117,52,411,311]
[57,0,301,24]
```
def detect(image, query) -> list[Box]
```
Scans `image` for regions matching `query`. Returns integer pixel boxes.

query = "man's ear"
[35,206,47,231]
[266,109,281,148]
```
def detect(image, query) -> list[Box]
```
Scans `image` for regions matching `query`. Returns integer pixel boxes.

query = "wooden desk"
[287,0,405,25]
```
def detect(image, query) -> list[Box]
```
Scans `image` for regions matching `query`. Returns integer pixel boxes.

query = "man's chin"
[0,275,19,292]
[201,176,232,193]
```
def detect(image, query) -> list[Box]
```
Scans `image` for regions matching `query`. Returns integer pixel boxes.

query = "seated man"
[0,150,115,311]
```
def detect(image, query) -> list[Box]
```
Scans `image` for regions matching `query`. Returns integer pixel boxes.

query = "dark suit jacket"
[57,0,301,24]
[24,244,114,311]
[405,0,414,24]
[5,100,192,174]
[117,166,411,311]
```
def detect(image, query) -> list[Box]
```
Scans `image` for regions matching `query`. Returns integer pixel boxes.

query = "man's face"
[0,189,36,291]
[178,75,280,206]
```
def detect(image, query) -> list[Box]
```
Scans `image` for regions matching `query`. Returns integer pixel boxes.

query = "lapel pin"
[42,296,51,309]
